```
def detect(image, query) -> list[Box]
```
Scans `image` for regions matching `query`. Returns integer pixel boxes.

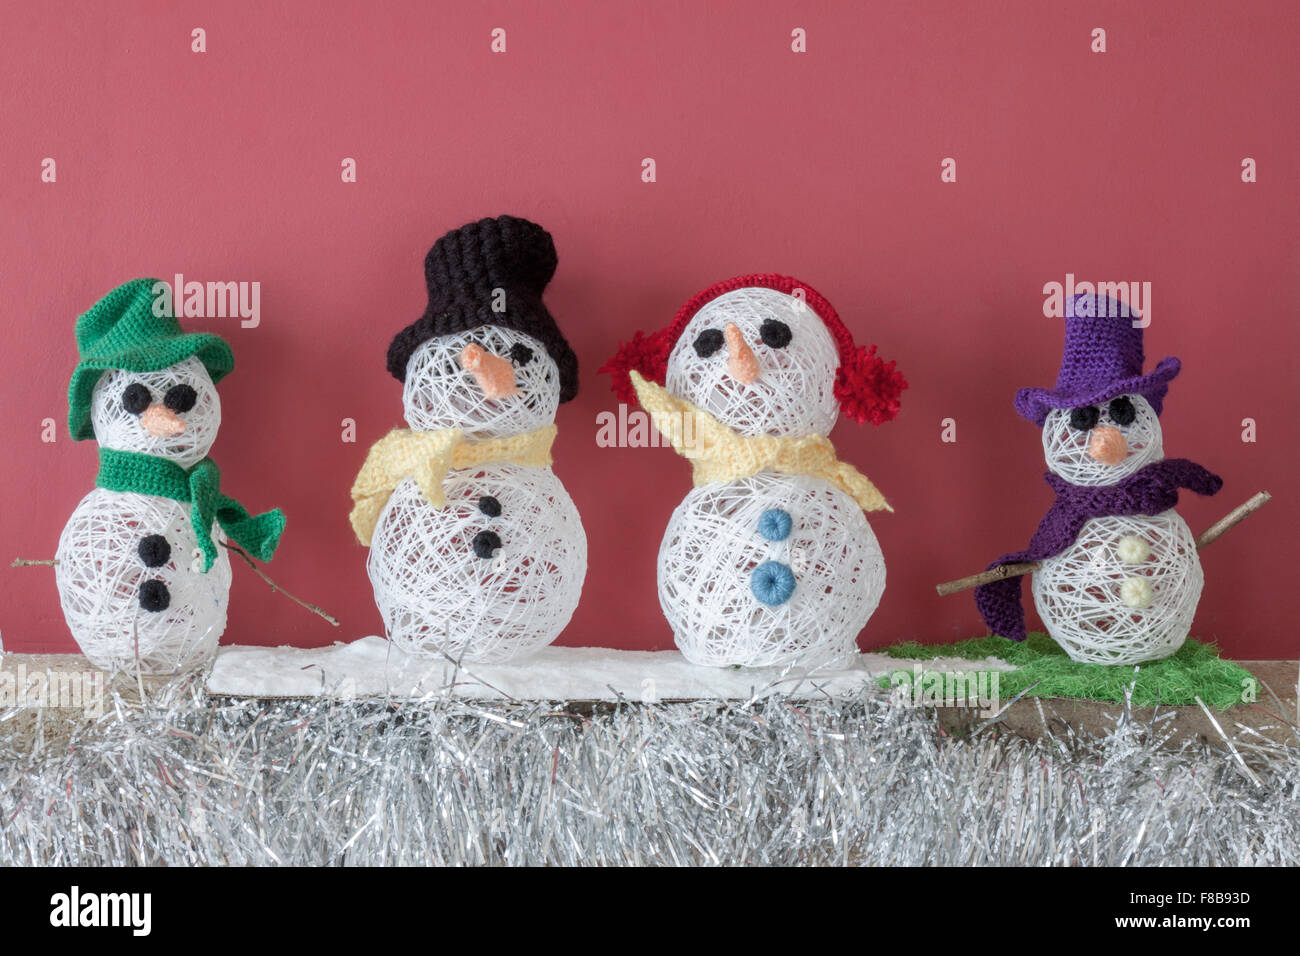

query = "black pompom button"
[760,319,792,349]
[1108,396,1137,426]
[165,383,198,413]
[138,579,171,613]
[472,530,502,559]
[477,495,502,517]
[693,329,724,358]
[122,383,151,415]
[1068,405,1100,431]
[137,534,171,568]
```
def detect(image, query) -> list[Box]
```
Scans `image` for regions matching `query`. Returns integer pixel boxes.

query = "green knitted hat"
[68,279,235,441]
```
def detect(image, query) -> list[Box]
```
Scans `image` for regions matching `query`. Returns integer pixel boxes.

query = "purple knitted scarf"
[975,458,1222,641]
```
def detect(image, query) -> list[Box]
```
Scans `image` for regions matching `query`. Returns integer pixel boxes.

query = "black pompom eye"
[472,530,502,559]
[1108,396,1137,426]
[122,383,151,415]
[693,329,724,358]
[138,579,170,613]
[509,343,535,366]
[1068,405,1101,431]
[137,534,171,568]
[164,384,198,413]
[759,319,792,349]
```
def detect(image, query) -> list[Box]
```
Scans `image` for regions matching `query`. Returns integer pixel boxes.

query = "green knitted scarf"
[96,448,285,573]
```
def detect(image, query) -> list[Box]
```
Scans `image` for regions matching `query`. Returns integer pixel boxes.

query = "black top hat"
[387,215,579,402]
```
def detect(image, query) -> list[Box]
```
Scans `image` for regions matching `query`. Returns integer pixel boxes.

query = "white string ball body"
[1031,511,1202,665]
[90,357,221,469]
[658,472,884,669]
[665,287,842,438]
[56,360,230,673]
[402,327,559,438]
[56,489,232,673]
[368,328,586,664]
[367,464,586,664]
[1035,392,1201,664]
[1041,393,1163,486]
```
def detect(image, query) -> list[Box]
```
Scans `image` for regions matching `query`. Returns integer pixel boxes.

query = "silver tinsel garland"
[2,676,1298,866]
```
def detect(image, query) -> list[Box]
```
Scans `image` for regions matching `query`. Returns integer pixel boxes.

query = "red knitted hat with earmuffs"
[599,274,907,426]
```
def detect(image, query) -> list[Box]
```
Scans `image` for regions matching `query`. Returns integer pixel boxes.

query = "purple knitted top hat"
[1014,293,1181,426]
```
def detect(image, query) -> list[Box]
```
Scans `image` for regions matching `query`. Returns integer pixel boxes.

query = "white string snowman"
[603,276,906,669]
[351,216,586,664]
[1033,396,1206,664]
[56,279,285,674]
[976,293,1223,665]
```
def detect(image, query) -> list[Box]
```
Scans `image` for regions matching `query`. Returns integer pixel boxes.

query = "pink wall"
[2,1,1297,658]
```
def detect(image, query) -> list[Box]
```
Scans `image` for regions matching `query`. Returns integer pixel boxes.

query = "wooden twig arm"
[10,546,342,628]
[934,490,1272,597]
[1194,490,1271,549]
[220,541,341,627]
[934,562,1040,597]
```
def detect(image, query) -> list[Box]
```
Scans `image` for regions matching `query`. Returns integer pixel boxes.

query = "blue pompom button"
[757,508,793,542]
[751,560,796,606]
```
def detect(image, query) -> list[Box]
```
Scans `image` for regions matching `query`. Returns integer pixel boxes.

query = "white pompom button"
[1120,576,1154,609]
[1116,535,1151,564]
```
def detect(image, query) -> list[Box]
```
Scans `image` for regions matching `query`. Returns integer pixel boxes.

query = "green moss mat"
[876,633,1255,709]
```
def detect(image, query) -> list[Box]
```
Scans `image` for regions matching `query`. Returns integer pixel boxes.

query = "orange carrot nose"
[458,343,519,400]
[140,404,185,437]
[1088,426,1128,465]
[724,323,760,385]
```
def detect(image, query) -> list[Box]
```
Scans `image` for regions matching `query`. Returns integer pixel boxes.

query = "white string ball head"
[368,464,587,664]
[665,287,841,438]
[55,489,232,673]
[403,327,559,438]
[658,472,884,669]
[90,357,222,469]
[1032,511,1203,665]
[1042,393,1162,485]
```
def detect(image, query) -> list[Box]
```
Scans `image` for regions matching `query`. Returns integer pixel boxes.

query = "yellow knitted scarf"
[349,425,557,545]
[630,371,891,513]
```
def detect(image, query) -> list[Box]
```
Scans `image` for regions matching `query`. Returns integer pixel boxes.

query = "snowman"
[602,275,906,668]
[975,293,1222,665]
[56,279,285,673]
[350,216,587,664]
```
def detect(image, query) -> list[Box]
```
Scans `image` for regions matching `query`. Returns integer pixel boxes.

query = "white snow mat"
[206,636,1015,701]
